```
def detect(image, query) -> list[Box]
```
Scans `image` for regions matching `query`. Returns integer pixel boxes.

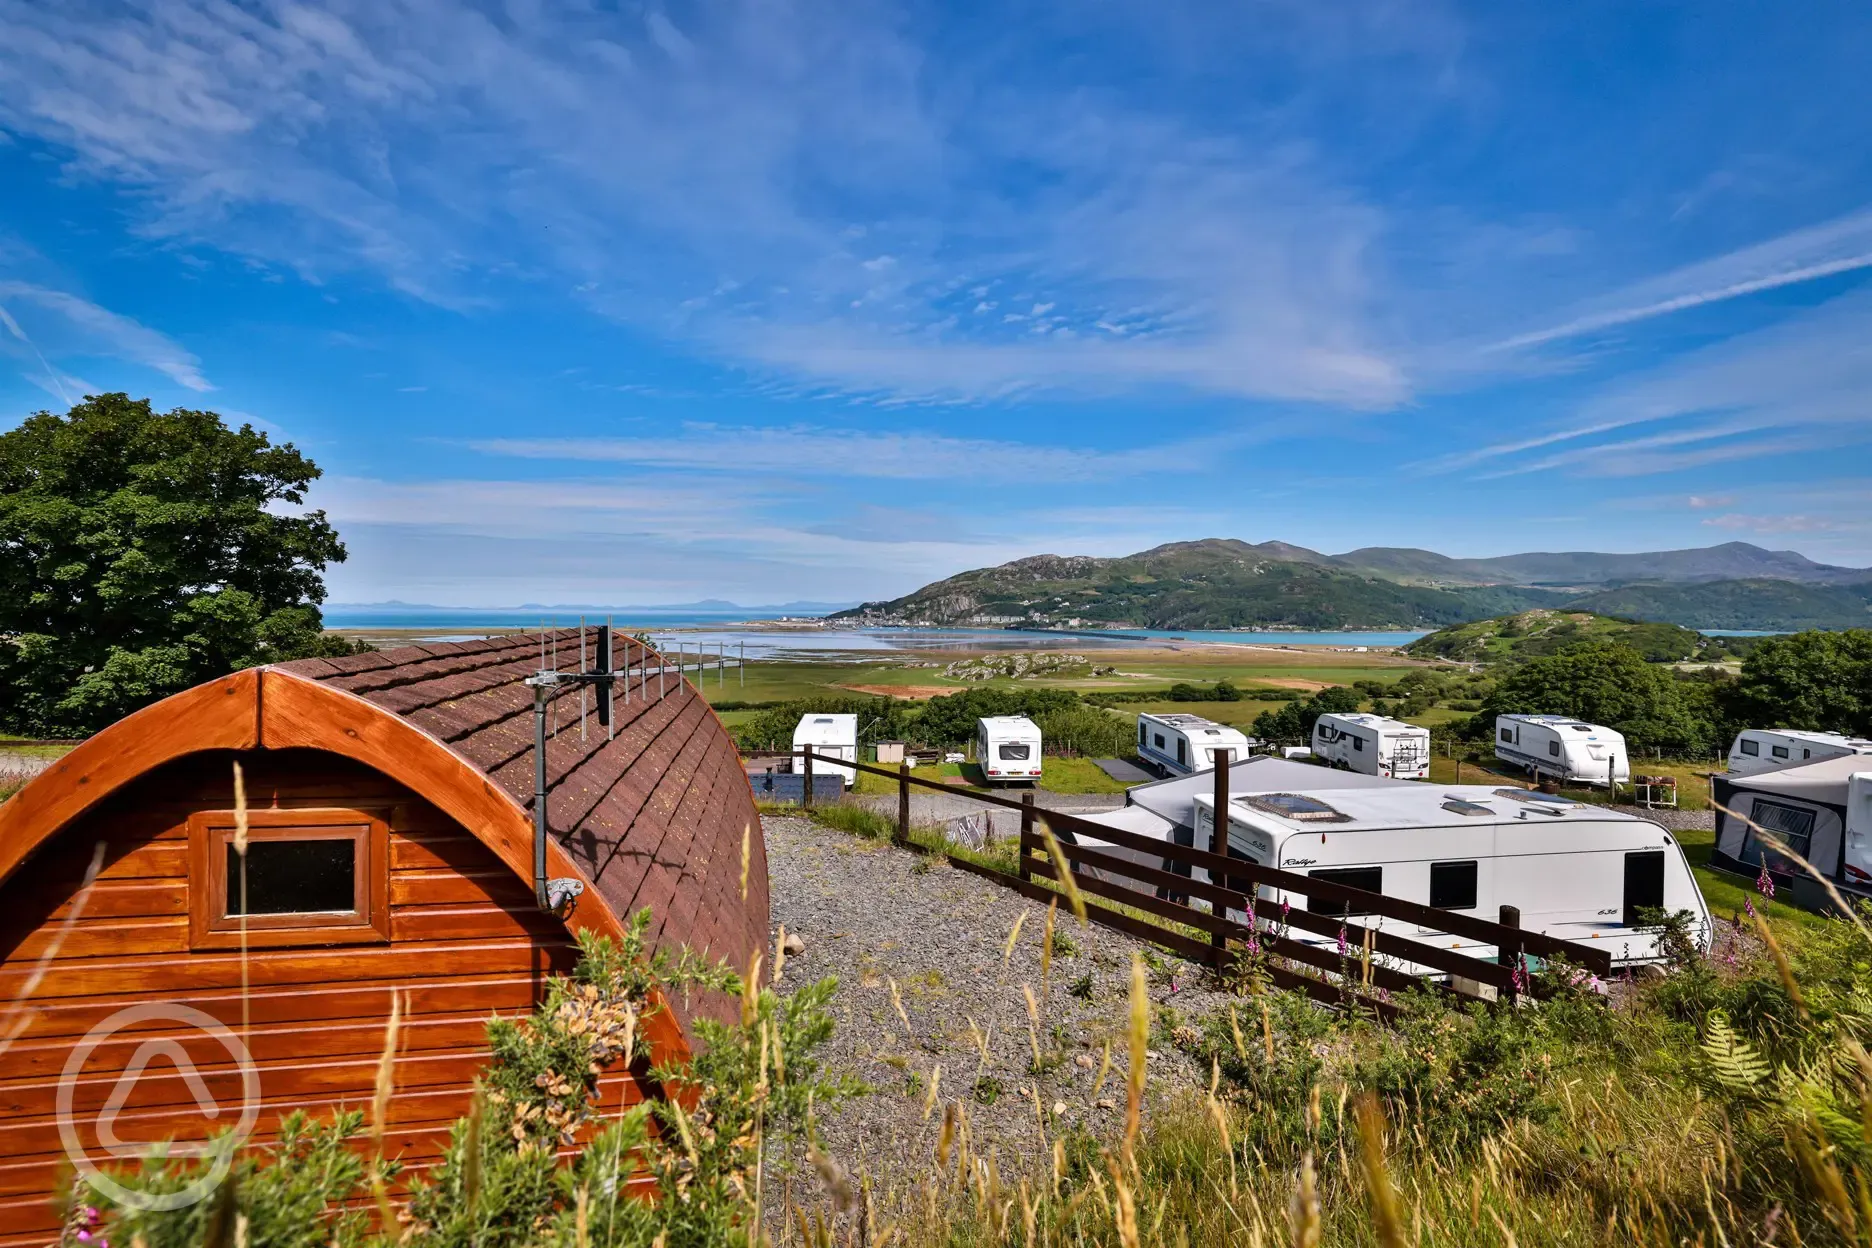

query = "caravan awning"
[1726,754,1871,802]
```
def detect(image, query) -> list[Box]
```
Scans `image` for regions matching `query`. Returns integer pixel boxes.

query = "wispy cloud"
[1424,287,1872,479]
[0,281,211,393]
[0,0,1410,407]
[470,423,1268,483]
[1492,206,1872,351]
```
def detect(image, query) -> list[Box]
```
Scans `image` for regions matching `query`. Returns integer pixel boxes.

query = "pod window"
[189,808,390,950]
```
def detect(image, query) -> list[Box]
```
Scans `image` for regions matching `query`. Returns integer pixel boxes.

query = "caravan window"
[1739,739,1760,756]
[1623,852,1666,927]
[1771,745,1790,759]
[1499,728,1513,743]
[1176,739,1187,765]
[1548,741,1561,757]
[1306,866,1383,917]
[1742,799,1817,872]
[1154,733,1165,749]
[998,743,1031,761]
[1429,861,1478,910]
[1352,737,1364,752]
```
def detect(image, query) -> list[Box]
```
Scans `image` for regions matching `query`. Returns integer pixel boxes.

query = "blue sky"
[2,1,1871,606]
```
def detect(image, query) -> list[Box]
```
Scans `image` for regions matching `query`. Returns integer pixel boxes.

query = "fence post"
[1018,792,1035,882]
[1212,749,1230,959]
[803,749,815,811]
[897,761,911,847]
[1499,904,1522,1001]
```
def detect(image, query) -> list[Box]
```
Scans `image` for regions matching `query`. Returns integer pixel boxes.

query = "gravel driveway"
[840,790,1124,841]
[762,813,1228,1201]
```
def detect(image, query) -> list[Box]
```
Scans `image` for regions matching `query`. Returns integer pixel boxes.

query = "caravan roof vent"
[1441,797,1493,817]
[1237,793,1351,823]
[1494,788,1582,808]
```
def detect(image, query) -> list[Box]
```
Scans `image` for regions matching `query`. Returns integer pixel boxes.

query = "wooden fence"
[764,748,1614,1019]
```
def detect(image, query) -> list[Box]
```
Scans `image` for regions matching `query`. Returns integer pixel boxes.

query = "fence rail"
[756,748,1613,1014]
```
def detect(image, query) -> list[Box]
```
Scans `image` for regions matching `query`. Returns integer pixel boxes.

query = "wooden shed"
[0,632,766,1242]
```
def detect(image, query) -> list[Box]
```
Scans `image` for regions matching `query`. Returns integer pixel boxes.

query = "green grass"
[850,755,1130,795]
[698,649,1432,710]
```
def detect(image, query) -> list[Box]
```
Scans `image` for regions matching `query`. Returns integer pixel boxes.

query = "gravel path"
[763,813,1227,1195]
[841,790,1124,841]
[1609,803,1715,833]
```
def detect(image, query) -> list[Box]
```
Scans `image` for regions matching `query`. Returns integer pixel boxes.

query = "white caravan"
[1187,783,1709,966]
[1311,713,1431,779]
[977,715,1043,785]
[1494,714,1630,788]
[792,713,858,788]
[1066,757,1403,889]
[1727,729,1872,778]
[1713,756,1872,904]
[1136,713,1252,777]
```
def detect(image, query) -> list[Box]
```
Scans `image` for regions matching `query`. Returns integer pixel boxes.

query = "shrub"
[1034,704,1135,757]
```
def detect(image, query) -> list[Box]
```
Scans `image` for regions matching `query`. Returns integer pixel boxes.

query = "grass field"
[699,645,1427,708]
[849,755,1129,795]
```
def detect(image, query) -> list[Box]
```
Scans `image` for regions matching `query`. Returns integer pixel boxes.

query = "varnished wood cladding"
[0,636,768,1242]
[0,752,598,1242]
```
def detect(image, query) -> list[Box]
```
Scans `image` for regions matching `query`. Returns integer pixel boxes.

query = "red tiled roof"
[275,630,767,1023]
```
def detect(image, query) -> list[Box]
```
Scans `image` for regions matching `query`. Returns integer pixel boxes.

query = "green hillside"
[1564,578,1872,631]
[833,540,1563,631]
[1405,610,1718,664]
[837,539,1872,633]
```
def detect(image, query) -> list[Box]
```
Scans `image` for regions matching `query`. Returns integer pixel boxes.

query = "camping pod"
[0,633,767,1242]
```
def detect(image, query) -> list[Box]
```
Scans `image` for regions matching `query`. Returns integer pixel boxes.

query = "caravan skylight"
[1493,788,1581,807]
[1441,798,1493,817]
[1237,793,1350,823]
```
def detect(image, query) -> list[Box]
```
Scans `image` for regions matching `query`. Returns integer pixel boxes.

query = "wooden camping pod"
[0,633,768,1241]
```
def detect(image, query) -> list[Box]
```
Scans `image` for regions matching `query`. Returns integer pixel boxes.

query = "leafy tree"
[1721,628,1872,738]
[914,686,1080,745]
[731,695,912,751]
[0,394,362,735]
[1033,704,1134,758]
[1252,685,1362,743]
[1474,641,1718,755]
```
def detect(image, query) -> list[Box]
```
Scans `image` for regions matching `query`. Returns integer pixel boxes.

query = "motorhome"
[1311,712,1431,779]
[976,715,1043,784]
[1726,729,1872,777]
[1712,755,1872,909]
[792,713,858,787]
[1494,714,1629,788]
[1136,712,1253,777]
[1187,783,1709,965]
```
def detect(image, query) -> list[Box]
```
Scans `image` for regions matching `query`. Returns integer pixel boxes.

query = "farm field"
[698,643,1429,707]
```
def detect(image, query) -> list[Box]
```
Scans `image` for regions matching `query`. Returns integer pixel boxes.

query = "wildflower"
[1744,897,1758,922]
[1511,954,1529,995]
[1336,926,1349,959]
[1756,864,1775,899]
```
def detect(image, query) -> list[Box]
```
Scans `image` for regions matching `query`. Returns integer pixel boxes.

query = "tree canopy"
[0,394,361,735]
[1474,641,1721,755]
[1721,629,1872,738]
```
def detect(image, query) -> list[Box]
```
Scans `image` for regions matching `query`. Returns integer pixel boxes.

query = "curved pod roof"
[0,631,768,1064]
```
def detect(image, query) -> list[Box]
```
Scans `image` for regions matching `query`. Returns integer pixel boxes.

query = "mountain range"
[830,540,1872,632]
